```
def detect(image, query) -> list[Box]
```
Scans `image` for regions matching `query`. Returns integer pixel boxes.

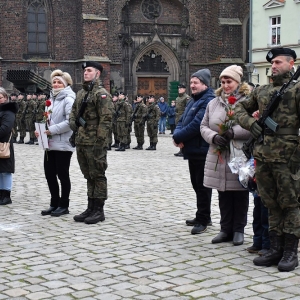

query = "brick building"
[0,0,250,99]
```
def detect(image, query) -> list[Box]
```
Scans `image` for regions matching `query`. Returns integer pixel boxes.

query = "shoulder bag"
[0,133,12,158]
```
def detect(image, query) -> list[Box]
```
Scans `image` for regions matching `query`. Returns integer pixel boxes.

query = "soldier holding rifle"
[235,48,300,272]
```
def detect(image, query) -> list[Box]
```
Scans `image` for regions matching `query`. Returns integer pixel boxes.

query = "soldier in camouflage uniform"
[70,61,113,225]
[132,94,147,150]
[115,92,131,151]
[9,93,18,143]
[174,84,190,156]
[111,93,119,148]
[125,95,133,149]
[24,93,37,145]
[235,47,300,272]
[16,93,26,144]
[145,95,160,150]
[35,92,46,123]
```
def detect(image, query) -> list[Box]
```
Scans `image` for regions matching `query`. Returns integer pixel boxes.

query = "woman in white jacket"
[200,65,251,246]
[36,69,76,217]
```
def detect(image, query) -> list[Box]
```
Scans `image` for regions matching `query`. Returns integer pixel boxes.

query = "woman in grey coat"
[200,65,251,246]
[36,70,76,217]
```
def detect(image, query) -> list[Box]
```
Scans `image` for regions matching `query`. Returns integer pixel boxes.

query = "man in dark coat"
[173,69,215,235]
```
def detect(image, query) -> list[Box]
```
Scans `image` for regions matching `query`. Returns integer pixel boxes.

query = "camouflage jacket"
[115,100,131,124]
[175,92,190,123]
[133,101,147,122]
[16,99,26,116]
[235,72,300,163]
[146,102,160,124]
[69,80,113,146]
[36,101,45,121]
[25,99,37,117]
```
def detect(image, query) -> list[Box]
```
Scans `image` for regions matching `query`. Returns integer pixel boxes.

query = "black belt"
[264,128,299,136]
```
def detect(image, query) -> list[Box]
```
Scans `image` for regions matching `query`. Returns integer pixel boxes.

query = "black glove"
[75,119,81,128]
[250,121,262,139]
[222,129,234,141]
[213,135,227,147]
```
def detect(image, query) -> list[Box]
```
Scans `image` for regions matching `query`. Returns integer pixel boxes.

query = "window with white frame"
[270,16,281,46]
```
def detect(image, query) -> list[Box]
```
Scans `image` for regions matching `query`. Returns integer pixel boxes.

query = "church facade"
[0,0,249,99]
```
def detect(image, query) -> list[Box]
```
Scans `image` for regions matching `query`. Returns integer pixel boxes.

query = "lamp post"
[245,62,255,83]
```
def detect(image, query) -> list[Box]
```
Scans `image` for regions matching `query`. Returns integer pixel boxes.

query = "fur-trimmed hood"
[0,101,18,114]
[215,82,251,97]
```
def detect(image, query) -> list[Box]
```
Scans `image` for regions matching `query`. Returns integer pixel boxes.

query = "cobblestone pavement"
[1,132,300,300]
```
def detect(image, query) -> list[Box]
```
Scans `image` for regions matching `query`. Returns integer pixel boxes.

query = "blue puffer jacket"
[173,88,215,160]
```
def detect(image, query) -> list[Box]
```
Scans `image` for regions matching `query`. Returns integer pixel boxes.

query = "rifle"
[69,77,96,147]
[113,102,123,122]
[130,104,140,125]
[243,66,300,159]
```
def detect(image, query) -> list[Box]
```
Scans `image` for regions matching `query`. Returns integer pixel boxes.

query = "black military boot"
[73,198,94,222]
[133,143,143,150]
[151,143,157,150]
[125,144,130,149]
[115,143,125,151]
[146,143,153,150]
[17,137,24,144]
[253,231,283,267]
[84,199,105,224]
[278,233,299,272]
[0,190,12,205]
[12,137,17,143]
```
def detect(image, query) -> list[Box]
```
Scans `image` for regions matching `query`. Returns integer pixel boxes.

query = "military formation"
[9,91,48,144]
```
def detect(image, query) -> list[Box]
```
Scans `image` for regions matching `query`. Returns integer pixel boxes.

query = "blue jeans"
[0,173,13,190]
[159,116,166,133]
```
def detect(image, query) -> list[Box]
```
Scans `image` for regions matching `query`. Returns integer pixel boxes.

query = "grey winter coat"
[48,86,76,152]
[200,83,251,191]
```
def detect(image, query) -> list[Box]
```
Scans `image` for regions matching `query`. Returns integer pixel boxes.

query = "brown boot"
[73,197,94,222]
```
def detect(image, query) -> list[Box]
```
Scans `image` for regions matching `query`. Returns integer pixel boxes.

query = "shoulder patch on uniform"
[101,94,107,99]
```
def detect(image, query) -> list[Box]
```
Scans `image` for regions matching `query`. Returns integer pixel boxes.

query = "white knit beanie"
[219,65,243,83]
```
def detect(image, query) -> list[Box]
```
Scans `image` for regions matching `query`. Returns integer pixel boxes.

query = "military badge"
[101,94,107,99]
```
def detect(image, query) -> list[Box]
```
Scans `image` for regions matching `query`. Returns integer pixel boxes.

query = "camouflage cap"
[266,47,297,63]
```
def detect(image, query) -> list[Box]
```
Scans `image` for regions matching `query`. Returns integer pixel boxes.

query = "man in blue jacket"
[157,97,169,134]
[173,69,215,235]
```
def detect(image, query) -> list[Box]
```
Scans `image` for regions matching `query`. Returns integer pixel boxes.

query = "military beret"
[119,92,125,96]
[149,94,155,98]
[178,84,186,88]
[82,61,103,72]
[10,93,17,96]
[113,92,119,97]
[266,47,297,63]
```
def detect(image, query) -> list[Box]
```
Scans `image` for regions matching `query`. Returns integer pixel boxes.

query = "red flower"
[45,99,51,107]
[228,96,237,105]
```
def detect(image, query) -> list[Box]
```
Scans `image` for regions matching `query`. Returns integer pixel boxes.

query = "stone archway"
[132,40,180,97]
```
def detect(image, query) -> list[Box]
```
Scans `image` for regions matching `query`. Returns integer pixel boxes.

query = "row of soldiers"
[109,84,190,151]
[9,92,47,144]
[109,92,160,151]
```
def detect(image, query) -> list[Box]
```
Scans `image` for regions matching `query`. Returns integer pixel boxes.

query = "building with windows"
[0,0,249,99]
[249,0,300,85]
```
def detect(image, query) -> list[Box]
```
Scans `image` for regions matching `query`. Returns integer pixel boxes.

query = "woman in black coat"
[0,87,18,205]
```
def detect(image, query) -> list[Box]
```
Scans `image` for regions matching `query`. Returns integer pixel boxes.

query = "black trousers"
[218,190,249,234]
[44,150,73,208]
[169,124,176,134]
[188,159,212,226]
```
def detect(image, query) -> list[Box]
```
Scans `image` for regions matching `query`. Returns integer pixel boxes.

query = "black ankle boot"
[115,143,125,151]
[0,190,12,205]
[84,199,105,224]
[41,206,57,216]
[278,233,299,272]
[17,137,24,144]
[253,231,284,267]
[74,197,94,222]
[146,143,153,150]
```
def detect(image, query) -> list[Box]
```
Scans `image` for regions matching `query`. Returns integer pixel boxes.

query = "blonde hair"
[51,69,73,86]
[0,87,9,103]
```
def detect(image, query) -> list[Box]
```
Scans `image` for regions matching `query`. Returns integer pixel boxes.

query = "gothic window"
[136,50,169,73]
[141,0,162,20]
[27,0,48,53]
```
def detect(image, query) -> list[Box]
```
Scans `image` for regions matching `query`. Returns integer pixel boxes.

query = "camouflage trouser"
[146,121,158,143]
[13,119,18,138]
[116,121,128,144]
[112,121,118,142]
[255,160,300,237]
[25,117,35,139]
[76,145,108,200]
[16,117,26,138]
[107,124,112,146]
[127,124,132,145]
[134,120,145,144]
